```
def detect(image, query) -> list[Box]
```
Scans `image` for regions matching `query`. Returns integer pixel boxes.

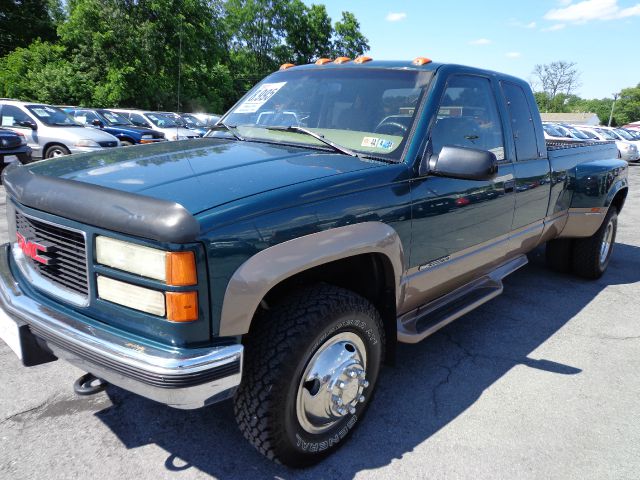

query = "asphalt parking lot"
[1,166,639,480]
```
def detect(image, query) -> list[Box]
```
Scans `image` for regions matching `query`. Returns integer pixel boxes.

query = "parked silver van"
[0,100,120,159]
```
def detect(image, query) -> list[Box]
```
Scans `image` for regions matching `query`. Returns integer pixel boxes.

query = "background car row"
[0,99,221,166]
[542,121,640,162]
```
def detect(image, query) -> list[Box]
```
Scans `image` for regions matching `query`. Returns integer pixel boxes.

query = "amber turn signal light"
[334,57,351,64]
[166,292,198,322]
[412,57,432,66]
[279,63,295,70]
[354,56,372,64]
[315,58,332,65]
[166,251,197,286]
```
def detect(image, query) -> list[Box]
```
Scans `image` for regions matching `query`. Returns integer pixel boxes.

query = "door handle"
[504,180,515,193]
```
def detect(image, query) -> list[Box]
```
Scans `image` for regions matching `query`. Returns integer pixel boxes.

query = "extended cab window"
[431,75,504,161]
[501,82,538,161]
[1,105,33,128]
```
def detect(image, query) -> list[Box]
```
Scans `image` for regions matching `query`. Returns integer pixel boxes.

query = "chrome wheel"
[46,147,68,158]
[296,331,369,434]
[599,218,614,266]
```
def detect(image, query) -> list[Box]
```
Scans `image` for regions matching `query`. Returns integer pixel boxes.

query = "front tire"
[234,284,385,467]
[44,144,70,158]
[572,208,618,279]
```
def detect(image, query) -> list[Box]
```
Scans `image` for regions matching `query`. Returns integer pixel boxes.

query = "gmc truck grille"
[15,211,89,297]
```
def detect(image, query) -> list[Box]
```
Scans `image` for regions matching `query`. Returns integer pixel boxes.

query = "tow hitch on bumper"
[0,243,243,410]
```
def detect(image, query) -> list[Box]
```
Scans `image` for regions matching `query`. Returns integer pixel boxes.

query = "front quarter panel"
[199,163,413,337]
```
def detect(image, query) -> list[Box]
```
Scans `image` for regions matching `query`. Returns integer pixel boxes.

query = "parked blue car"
[65,108,166,145]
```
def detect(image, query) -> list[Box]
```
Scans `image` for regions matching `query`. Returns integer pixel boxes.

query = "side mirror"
[423,145,498,181]
[92,119,104,128]
[19,120,37,130]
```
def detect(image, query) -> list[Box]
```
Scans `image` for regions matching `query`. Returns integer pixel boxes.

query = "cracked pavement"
[1,166,640,479]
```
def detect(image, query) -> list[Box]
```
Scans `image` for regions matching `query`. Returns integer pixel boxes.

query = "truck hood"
[25,138,383,214]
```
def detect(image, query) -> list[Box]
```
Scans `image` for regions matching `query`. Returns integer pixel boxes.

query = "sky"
[308,0,640,99]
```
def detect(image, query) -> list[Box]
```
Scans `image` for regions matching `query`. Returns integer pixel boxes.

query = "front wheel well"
[251,253,398,363]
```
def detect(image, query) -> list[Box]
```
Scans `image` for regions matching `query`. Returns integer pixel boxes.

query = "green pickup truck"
[0,58,628,466]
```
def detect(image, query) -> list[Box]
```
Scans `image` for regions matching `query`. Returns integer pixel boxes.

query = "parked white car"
[0,100,120,158]
[109,109,199,141]
[576,126,639,162]
[599,126,640,154]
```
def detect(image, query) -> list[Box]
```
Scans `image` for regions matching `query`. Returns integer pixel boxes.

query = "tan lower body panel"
[558,207,606,238]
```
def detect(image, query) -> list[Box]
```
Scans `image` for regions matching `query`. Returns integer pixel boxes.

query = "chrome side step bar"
[397,255,528,344]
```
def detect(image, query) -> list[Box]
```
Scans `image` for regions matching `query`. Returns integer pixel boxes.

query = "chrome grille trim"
[13,208,89,306]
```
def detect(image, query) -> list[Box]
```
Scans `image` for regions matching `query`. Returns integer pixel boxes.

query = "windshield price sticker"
[235,82,287,114]
[33,108,50,117]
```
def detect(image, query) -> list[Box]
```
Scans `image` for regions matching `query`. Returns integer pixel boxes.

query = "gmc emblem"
[16,232,56,265]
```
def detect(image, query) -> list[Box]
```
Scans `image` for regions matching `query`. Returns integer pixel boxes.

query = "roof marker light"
[279,63,295,70]
[334,57,351,64]
[354,56,373,64]
[315,58,332,65]
[412,57,432,66]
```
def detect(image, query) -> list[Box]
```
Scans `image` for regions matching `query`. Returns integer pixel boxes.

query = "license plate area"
[0,308,57,366]
[0,307,22,359]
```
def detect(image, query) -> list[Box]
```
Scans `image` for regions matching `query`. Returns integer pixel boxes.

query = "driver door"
[405,74,516,311]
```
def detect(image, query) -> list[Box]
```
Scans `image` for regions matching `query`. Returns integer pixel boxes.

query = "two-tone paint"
[0,61,628,409]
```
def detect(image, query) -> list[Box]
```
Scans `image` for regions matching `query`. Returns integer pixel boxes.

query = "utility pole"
[608,93,619,127]
[176,20,182,114]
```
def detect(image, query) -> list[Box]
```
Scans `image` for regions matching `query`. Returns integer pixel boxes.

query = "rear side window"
[431,75,505,161]
[502,82,538,161]
[1,105,33,128]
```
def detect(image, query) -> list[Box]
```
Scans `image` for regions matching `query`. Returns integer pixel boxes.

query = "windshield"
[543,124,563,137]
[216,68,432,160]
[596,129,617,140]
[182,114,206,128]
[564,126,589,139]
[615,129,634,140]
[145,113,179,128]
[99,110,133,126]
[26,105,82,127]
[579,129,598,139]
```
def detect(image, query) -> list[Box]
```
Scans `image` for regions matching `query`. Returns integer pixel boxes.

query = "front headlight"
[97,276,166,316]
[75,139,100,147]
[96,236,197,285]
[141,134,153,140]
[16,133,27,145]
[96,236,199,321]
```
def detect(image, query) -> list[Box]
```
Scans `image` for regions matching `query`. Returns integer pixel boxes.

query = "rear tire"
[545,238,573,273]
[234,284,385,467]
[571,208,617,279]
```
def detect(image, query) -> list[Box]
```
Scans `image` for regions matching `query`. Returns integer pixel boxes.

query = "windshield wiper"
[208,122,244,141]
[264,125,358,157]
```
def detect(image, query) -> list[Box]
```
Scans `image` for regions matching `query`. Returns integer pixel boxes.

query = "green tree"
[58,0,232,111]
[615,84,640,125]
[283,2,333,64]
[0,41,91,103]
[0,0,61,56]
[332,11,369,58]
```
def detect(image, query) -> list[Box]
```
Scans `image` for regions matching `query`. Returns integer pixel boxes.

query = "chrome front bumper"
[0,243,243,409]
